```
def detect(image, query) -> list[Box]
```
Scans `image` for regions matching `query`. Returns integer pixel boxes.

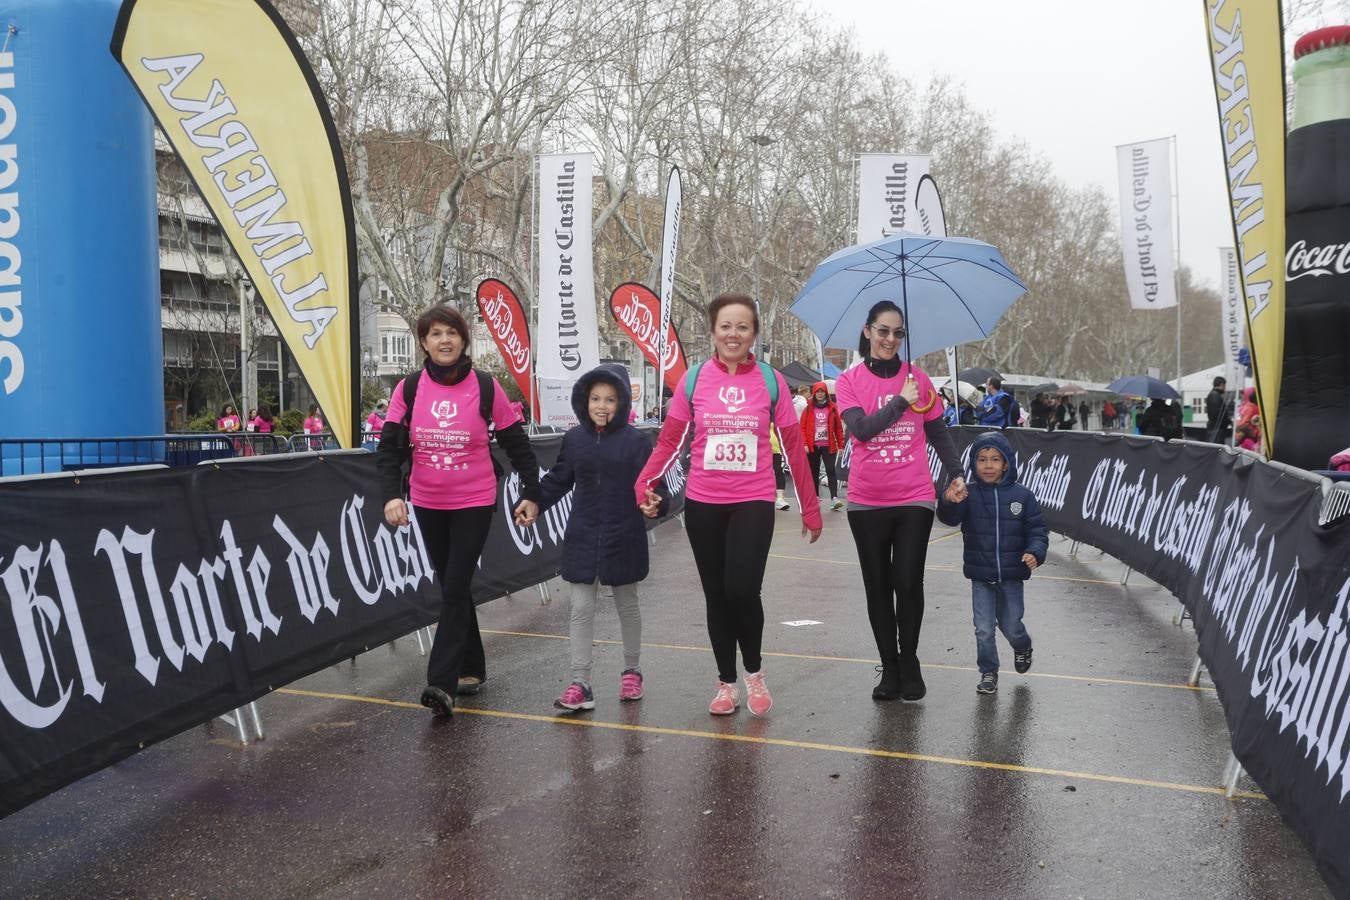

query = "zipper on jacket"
[994,485,1002,583]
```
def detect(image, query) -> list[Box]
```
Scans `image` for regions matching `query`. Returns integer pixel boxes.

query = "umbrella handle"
[910,387,937,413]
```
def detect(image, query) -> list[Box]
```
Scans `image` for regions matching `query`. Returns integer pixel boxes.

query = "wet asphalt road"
[0,510,1332,899]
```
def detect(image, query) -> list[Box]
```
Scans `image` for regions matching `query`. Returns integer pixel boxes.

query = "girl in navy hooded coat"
[537,364,668,712]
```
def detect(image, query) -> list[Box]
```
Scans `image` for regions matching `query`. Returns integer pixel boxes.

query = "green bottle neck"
[1292,45,1350,130]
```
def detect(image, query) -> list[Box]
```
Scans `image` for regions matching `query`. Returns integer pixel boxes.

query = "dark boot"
[873,661,902,701]
[420,685,454,718]
[899,655,926,701]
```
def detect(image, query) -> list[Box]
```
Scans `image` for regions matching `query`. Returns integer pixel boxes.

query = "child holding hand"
[937,432,1048,695]
[537,364,667,712]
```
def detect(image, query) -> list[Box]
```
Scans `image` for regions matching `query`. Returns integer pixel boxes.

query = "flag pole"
[1172,135,1183,401]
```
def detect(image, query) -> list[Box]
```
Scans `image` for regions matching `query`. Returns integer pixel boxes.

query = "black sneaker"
[1014,648,1033,674]
[976,672,998,695]
[899,655,926,701]
[420,685,455,717]
[872,664,902,701]
[457,675,484,696]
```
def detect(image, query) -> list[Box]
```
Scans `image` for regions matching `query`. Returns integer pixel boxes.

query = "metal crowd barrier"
[0,433,291,476]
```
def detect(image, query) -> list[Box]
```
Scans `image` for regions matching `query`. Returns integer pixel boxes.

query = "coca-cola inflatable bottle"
[1278,26,1350,470]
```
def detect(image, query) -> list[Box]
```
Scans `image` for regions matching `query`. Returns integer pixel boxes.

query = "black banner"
[892,427,1349,896]
[0,435,686,820]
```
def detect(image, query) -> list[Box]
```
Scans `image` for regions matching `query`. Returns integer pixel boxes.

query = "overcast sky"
[810,0,1315,291]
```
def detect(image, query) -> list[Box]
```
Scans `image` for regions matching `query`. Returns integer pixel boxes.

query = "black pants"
[847,506,935,663]
[414,504,494,689]
[684,498,775,682]
[807,448,838,498]
[772,453,786,491]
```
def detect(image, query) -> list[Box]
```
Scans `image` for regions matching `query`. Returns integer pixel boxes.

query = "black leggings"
[684,498,775,683]
[772,453,786,491]
[847,506,935,663]
[807,448,838,498]
[414,504,494,689]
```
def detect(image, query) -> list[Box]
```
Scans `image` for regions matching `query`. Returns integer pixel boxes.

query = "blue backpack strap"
[684,361,704,405]
[757,361,779,408]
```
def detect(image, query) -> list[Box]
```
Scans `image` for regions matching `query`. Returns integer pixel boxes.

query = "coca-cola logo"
[479,291,530,375]
[611,285,681,372]
[1286,239,1350,281]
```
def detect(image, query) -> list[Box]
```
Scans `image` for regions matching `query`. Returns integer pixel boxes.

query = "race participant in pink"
[836,300,965,704]
[216,404,241,433]
[250,405,275,433]
[303,406,325,434]
[365,398,388,434]
[635,293,822,718]
[376,305,541,719]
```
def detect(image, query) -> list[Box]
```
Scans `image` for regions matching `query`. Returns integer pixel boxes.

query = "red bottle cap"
[1294,26,1350,60]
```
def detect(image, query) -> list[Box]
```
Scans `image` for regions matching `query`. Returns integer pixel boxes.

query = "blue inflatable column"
[0,0,161,472]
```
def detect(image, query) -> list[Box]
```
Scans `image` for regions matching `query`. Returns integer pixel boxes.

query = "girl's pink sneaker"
[744,670,773,716]
[620,669,644,701]
[709,680,739,715]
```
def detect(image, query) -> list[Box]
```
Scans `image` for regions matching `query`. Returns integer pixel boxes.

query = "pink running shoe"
[554,681,595,712]
[744,670,773,716]
[709,680,739,715]
[620,668,644,701]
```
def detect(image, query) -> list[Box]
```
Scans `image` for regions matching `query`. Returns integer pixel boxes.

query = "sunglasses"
[869,325,907,340]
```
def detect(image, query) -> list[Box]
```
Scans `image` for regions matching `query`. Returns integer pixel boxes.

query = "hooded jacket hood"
[810,380,832,407]
[967,431,1018,487]
[570,363,632,432]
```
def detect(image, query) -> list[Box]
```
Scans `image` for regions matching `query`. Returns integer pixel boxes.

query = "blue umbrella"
[789,233,1028,359]
[1106,375,1181,401]
[821,360,842,379]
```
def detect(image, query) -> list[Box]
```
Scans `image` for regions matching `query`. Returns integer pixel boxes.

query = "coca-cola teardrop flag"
[609,282,687,390]
[476,278,532,412]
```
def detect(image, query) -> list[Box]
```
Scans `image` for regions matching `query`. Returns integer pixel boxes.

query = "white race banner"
[1220,247,1246,389]
[537,153,600,426]
[1116,139,1177,309]
[857,153,933,242]
[658,167,682,413]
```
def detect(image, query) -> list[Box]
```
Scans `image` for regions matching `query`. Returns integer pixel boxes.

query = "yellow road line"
[274,687,1263,801]
[767,551,1148,587]
[480,629,1215,694]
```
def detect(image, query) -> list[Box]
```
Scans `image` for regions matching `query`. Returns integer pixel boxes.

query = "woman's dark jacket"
[936,432,1049,583]
[537,364,668,586]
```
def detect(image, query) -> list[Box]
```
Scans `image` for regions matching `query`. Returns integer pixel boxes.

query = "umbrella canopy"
[1106,375,1181,401]
[778,361,821,389]
[1030,382,1060,396]
[957,367,1002,386]
[821,360,842,379]
[1059,383,1089,396]
[790,233,1028,358]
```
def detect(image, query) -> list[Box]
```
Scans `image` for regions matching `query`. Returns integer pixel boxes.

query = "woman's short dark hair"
[258,405,273,421]
[707,293,759,335]
[857,300,905,357]
[221,403,235,416]
[415,305,472,356]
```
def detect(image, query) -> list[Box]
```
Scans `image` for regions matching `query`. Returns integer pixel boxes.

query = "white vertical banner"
[1116,138,1177,309]
[658,167,682,416]
[537,153,600,426]
[856,153,931,243]
[1220,247,1247,389]
[945,347,959,389]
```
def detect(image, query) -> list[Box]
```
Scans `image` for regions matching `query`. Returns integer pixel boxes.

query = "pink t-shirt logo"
[430,399,457,426]
[719,385,748,412]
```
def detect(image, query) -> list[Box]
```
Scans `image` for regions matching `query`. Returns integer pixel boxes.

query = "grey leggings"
[569,580,642,685]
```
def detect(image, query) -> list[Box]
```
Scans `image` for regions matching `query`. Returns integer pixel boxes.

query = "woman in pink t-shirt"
[835,300,965,703]
[635,294,822,718]
[375,305,541,719]
[217,404,241,433]
[250,405,275,433]
[365,399,387,434]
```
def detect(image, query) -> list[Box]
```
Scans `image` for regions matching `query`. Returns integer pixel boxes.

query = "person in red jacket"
[799,380,846,510]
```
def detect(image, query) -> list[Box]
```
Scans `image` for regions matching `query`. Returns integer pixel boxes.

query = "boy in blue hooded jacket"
[536,363,668,712]
[937,432,1048,695]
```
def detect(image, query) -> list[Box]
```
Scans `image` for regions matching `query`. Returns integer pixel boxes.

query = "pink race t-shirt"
[251,417,273,433]
[835,360,943,507]
[366,411,386,432]
[666,360,792,504]
[217,415,240,432]
[812,407,829,447]
[386,370,521,510]
[303,417,324,434]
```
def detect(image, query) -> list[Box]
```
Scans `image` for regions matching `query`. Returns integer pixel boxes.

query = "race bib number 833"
[703,433,758,472]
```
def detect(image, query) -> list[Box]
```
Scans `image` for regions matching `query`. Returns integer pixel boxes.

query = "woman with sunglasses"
[835,300,965,702]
